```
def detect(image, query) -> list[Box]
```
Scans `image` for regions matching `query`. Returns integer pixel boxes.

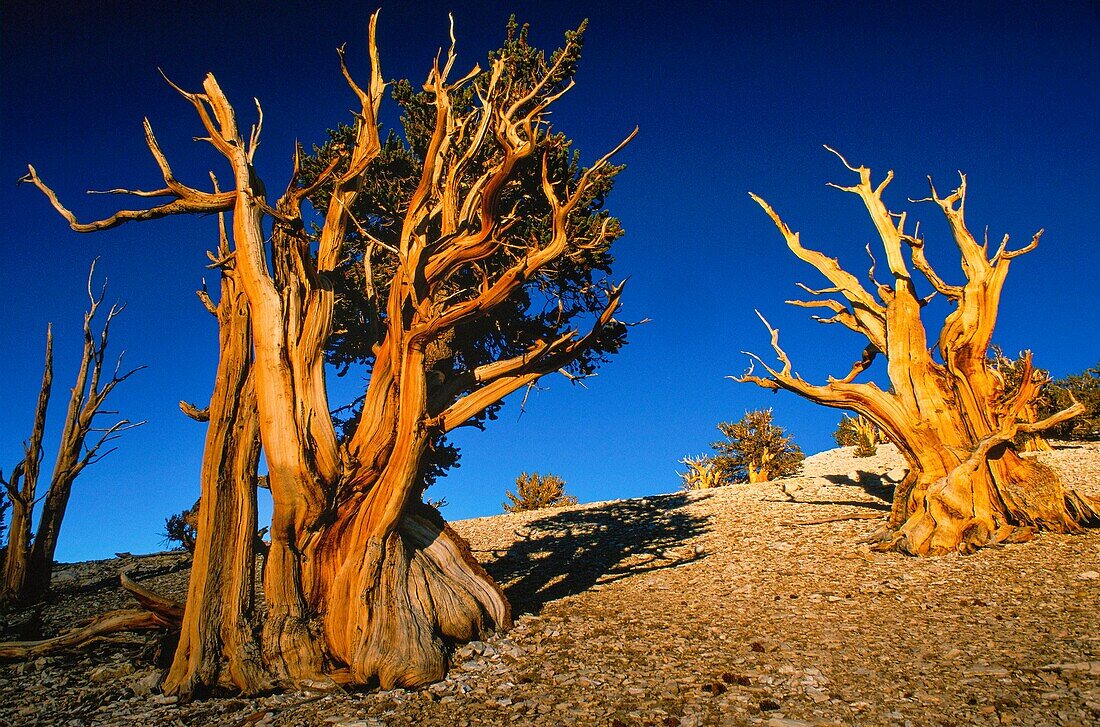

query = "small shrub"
[503,472,578,513]
[834,414,885,457]
[162,499,199,552]
[678,455,730,490]
[710,409,804,483]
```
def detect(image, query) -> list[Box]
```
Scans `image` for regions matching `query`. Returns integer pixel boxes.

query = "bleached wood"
[741,156,1099,555]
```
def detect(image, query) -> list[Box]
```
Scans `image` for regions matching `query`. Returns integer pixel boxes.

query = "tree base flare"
[865,455,1100,556]
[324,505,511,689]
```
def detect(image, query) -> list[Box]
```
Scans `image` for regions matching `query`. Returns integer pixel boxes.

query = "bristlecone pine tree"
[1,263,143,606]
[737,150,1100,555]
[833,414,886,457]
[1041,362,1100,441]
[20,14,632,694]
[162,498,201,553]
[677,455,729,490]
[711,409,804,483]
[503,472,578,512]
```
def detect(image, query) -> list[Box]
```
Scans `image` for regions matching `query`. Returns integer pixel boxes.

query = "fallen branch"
[0,573,183,660]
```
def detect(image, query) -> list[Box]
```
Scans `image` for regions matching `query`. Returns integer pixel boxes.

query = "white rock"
[884,467,908,483]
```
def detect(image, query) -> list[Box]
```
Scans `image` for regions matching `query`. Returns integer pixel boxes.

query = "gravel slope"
[1,443,1097,726]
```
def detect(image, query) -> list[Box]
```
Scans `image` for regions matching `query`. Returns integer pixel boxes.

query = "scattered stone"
[88,662,134,683]
[1,442,1098,726]
[883,468,908,484]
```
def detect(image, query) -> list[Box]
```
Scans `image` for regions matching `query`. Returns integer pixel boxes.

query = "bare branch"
[1,462,26,503]
[755,310,793,377]
[749,191,887,351]
[830,345,878,385]
[823,144,861,173]
[180,400,211,422]
[901,230,963,300]
[1016,397,1085,434]
[994,228,1043,263]
[196,281,218,315]
[432,283,626,432]
[22,100,240,233]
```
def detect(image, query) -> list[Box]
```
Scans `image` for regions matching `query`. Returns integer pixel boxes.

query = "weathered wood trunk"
[163,273,269,698]
[881,430,1098,555]
[318,502,510,688]
[0,331,51,606]
[23,474,77,602]
[1,499,32,604]
[314,352,509,685]
[20,13,629,687]
[3,273,140,604]
[741,154,1099,555]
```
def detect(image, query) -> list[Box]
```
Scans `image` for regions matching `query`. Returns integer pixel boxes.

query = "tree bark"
[0,330,51,605]
[1,487,32,604]
[163,271,269,698]
[318,501,510,688]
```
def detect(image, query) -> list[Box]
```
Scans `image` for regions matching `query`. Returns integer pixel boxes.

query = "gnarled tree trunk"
[739,152,1099,555]
[163,258,269,697]
[2,331,51,605]
[23,13,630,689]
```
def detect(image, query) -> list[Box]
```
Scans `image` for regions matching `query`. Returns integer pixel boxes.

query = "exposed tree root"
[862,460,1099,557]
[321,505,511,689]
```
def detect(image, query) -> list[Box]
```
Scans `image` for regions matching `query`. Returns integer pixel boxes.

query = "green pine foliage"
[297,18,629,489]
[1042,362,1100,440]
[833,414,884,457]
[710,409,804,483]
[503,472,578,513]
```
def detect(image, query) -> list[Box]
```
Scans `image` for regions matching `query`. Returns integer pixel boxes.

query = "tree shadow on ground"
[479,493,711,615]
[784,498,891,512]
[822,471,897,503]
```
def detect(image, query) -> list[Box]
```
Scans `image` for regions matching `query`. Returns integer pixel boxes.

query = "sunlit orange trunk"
[21,12,628,688]
[742,156,1099,555]
[163,271,269,697]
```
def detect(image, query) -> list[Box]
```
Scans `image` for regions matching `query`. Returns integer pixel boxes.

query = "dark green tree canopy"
[711,409,804,483]
[297,18,629,485]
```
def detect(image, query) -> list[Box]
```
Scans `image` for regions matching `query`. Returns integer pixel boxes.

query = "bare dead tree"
[1,262,144,604]
[737,150,1099,555]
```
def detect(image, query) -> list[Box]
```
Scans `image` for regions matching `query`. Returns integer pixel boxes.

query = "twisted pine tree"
[24,13,634,695]
[738,150,1100,555]
[711,409,804,483]
[503,472,578,512]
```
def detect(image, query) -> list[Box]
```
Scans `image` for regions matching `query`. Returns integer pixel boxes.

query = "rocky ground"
[1,443,1098,726]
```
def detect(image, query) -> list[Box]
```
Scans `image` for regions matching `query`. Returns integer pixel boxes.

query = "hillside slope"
[2,443,1098,726]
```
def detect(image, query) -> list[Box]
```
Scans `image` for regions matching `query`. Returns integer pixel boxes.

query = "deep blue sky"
[2,1,1097,562]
